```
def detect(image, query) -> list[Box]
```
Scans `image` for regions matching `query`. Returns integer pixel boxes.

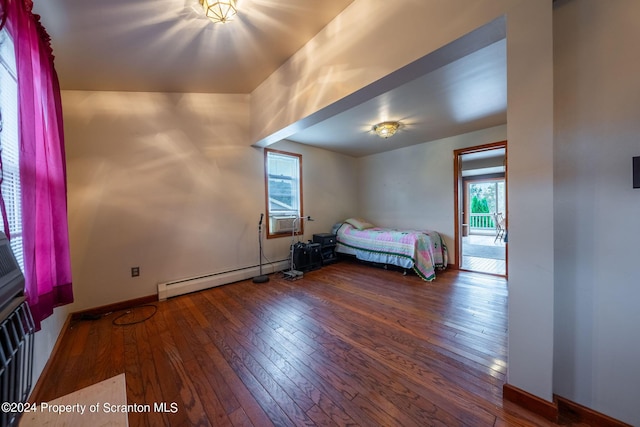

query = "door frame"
[453,140,507,275]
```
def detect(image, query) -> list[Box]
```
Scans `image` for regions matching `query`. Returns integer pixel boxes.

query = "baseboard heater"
[0,231,34,427]
[0,300,34,427]
[157,259,289,300]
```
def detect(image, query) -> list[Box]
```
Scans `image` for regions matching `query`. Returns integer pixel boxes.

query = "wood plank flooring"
[462,234,507,276]
[461,255,507,276]
[35,259,580,426]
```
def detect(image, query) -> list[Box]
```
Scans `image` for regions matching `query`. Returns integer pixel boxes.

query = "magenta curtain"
[1,0,73,330]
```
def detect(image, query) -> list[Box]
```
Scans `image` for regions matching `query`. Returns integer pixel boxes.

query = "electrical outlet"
[131,267,140,277]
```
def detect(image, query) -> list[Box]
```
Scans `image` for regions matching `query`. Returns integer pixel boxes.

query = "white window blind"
[0,28,23,271]
[267,151,300,216]
[265,149,303,237]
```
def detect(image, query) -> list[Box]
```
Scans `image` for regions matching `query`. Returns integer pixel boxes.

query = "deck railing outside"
[469,213,496,230]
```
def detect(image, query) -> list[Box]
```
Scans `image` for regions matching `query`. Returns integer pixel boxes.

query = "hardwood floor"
[35,260,579,426]
[461,255,507,276]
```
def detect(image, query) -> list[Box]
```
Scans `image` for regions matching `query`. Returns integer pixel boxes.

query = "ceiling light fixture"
[373,121,400,139]
[200,0,238,24]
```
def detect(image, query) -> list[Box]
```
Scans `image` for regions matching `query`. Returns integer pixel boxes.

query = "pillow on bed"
[345,218,375,230]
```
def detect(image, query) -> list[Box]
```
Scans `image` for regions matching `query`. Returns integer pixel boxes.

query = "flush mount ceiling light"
[373,121,400,139]
[200,0,238,24]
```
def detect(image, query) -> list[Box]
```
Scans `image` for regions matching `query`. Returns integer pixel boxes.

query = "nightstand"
[312,233,338,265]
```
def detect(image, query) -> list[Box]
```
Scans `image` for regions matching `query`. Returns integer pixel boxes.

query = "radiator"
[0,299,35,427]
[157,260,289,300]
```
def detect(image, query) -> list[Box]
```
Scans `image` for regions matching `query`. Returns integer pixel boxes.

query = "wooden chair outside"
[493,212,506,242]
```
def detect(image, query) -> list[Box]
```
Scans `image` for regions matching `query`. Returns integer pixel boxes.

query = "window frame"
[264,148,304,239]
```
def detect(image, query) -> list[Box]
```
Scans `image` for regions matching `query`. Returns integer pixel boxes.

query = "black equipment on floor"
[292,242,322,272]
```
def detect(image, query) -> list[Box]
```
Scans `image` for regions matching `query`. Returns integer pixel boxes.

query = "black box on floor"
[292,242,322,272]
[307,243,322,271]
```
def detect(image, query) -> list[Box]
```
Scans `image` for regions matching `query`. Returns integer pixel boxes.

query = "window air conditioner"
[271,216,300,233]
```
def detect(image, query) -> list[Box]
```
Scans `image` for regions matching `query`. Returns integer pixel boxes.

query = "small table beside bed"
[333,218,448,281]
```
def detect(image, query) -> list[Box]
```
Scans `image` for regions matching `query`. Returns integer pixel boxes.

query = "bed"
[334,218,448,281]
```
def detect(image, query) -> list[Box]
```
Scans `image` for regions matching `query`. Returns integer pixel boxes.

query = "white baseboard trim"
[157,260,289,300]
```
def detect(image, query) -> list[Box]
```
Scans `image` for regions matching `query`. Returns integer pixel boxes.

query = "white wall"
[62,91,357,311]
[63,91,255,310]
[553,1,640,425]
[462,156,505,172]
[504,1,555,403]
[357,125,507,265]
[31,306,70,396]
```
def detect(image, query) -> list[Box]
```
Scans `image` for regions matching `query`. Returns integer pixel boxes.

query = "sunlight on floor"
[461,233,506,275]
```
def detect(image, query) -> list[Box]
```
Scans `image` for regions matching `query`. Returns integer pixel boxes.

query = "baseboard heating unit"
[0,300,34,427]
[0,231,34,427]
[157,260,289,300]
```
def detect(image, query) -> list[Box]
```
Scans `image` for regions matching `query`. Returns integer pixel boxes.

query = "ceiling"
[33,0,507,158]
[288,40,507,157]
[33,0,356,93]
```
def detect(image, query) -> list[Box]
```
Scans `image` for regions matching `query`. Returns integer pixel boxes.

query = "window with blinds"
[0,28,23,272]
[264,149,303,238]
